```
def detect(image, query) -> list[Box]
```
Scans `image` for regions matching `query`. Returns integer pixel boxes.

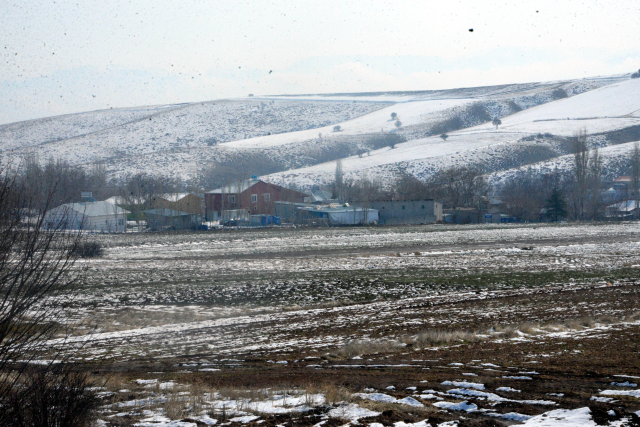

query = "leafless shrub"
[0,365,99,427]
[163,392,187,420]
[317,383,351,406]
[71,241,104,258]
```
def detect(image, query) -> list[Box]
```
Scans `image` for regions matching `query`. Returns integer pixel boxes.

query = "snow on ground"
[519,407,600,426]
[471,77,640,134]
[327,403,380,421]
[432,400,478,412]
[489,139,640,186]
[223,99,473,149]
[266,77,640,187]
[2,74,631,186]
[354,393,424,407]
[0,99,389,168]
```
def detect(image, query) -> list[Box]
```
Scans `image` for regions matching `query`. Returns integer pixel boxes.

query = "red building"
[204,177,308,220]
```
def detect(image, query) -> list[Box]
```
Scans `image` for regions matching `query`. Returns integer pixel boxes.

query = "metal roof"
[297,205,376,214]
[157,192,204,202]
[51,201,129,217]
[207,179,262,194]
[608,200,640,212]
[143,208,193,217]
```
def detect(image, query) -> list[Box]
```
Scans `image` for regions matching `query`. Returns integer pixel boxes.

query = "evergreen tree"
[546,186,567,222]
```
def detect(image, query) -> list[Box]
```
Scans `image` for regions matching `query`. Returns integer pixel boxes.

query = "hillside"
[266,76,640,187]
[0,73,635,187]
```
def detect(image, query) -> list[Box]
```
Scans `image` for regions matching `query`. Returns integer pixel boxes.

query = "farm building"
[143,209,202,230]
[150,193,205,215]
[45,201,129,232]
[296,204,378,226]
[309,187,333,203]
[606,200,640,220]
[204,176,308,220]
[274,201,313,222]
[366,200,442,225]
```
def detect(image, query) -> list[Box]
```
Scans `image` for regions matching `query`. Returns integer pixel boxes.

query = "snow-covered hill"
[265,76,640,187]
[488,140,640,186]
[0,73,634,187]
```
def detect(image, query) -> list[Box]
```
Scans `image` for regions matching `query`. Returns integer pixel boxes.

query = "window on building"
[263,193,271,202]
[402,206,405,210]
[265,203,269,210]
[228,195,236,204]
[251,194,257,203]
[254,206,257,211]
[422,205,425,209]
[118,218,124,225]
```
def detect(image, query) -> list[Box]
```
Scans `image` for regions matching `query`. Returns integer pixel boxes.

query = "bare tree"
[425,166,488,209]
[587,148,603,220]
[492,118,502,129]
[0,163,93,414]
[572,128,589,220]
[332,160,344,200]
[391,112,397,120]
[394,175,428,201]
[632,142,640,217]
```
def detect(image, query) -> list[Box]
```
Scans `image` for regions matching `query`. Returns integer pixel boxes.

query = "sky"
[1,0,639,124]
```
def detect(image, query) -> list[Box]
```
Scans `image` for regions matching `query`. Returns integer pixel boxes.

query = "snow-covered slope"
[488,140,640,186]
[0,100,391,164]
[0,73,633,186]
[265,77,640,187]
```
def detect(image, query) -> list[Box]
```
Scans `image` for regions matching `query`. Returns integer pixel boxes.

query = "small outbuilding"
[606,200,640,220]
[367,200,442,225]
[143,208,202,230]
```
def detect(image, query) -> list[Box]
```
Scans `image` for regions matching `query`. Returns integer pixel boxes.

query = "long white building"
[45,201,129,232]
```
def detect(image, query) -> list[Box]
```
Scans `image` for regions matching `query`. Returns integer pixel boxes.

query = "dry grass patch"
[351,398,435,419]
[414,329,480,347]
[338,339,403,358]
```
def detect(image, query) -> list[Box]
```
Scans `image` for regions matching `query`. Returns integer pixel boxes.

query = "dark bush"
[508,100,523,113]
[551,88,568,100]
[430,115,464,135]
[429,103,490,136]
[72,241,104,258]
[631,69,640,79]
[466,103,491,123]
[365,133,407,150]
[0,366,99,427]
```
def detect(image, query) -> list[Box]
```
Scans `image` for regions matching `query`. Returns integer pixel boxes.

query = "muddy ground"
[59,223,640,425]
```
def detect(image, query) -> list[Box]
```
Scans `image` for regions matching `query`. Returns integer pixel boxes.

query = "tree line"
[331,130,640,222]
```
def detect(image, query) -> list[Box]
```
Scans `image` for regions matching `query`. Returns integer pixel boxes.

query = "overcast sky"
[1,0,639,124]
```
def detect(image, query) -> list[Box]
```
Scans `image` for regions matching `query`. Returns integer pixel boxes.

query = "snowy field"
[37,222,640,426]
